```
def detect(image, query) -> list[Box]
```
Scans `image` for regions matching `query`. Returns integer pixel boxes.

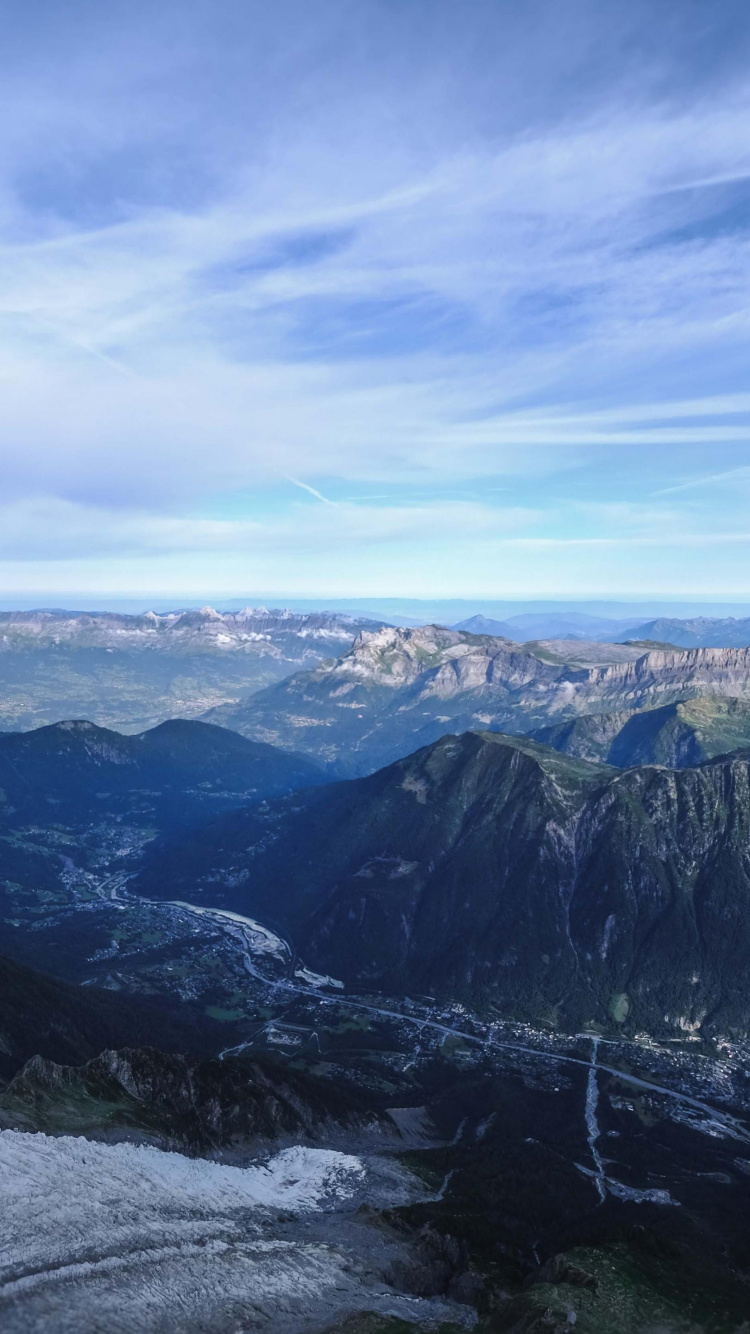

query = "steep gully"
[585,1037,606,1202]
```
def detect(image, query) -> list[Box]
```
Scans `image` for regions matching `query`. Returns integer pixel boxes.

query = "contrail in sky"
[286,477,339,506]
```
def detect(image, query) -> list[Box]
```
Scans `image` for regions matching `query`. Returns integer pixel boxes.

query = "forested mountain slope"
[0,717,325,828]
[135,730,750,1035]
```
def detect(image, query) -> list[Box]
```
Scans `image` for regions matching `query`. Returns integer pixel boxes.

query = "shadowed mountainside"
[0,955,233,1080]
[134,729,750,1035]
[0,717,326,829]
[533,695,750,766]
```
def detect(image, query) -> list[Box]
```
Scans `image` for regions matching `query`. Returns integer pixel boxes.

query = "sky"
[2,0,750,602]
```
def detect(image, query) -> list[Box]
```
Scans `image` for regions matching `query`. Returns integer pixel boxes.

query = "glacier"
[0,1131,433,1332]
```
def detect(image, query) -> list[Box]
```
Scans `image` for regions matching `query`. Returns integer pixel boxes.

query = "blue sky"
[2,0,750,600]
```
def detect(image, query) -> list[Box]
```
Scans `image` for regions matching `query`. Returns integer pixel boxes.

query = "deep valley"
[3,622,750,1331]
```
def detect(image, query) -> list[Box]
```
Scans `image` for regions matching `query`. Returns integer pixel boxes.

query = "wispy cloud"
[654,466,750,496]
[0,495,537,560]
[0,0,749,594]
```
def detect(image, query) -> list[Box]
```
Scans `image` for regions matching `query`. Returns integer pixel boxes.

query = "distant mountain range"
[4,608,750,739]
[454,611,750,647]
[135,728,750,1034]
[614,615,750,648]
[452,613,516,636]
[205,624,750,775]
[0,605,383,651]
[453,611,643,640]
[0,607,384,732]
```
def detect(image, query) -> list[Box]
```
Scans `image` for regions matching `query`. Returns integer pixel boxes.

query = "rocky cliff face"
[564,645,750,710]
[205,625,750,775]
[0,1046,378,1151]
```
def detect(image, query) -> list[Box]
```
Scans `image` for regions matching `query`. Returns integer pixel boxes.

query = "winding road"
[108,881,750,1147]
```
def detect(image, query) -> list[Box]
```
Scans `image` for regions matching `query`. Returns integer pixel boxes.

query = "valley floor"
[4,830,750,1331]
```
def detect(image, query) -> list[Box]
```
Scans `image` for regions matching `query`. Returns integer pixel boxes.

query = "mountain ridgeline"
[0,955,226,1081]
[533,695,750,766]
[204,624,750,776]
[616,614,750,648]
[0,718,325,829]
[0,1044,377,1152]
[135,729,750,1036]
[456,610,750,646]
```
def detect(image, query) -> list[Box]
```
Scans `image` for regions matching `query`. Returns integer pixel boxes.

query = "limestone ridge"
[0,606,385,653]
[204,624,750,775]
[135,729,750,1035]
